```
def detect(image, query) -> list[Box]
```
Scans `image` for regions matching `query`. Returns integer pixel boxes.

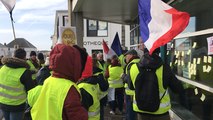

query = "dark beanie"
[37,53,44,60]
[14,48,26,59]
[30,51,36,56]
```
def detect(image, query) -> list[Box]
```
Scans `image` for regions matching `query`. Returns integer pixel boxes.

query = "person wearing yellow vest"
[128,48,186,120]
[29,44,88,120]
[122,49,140,120]
[95,53,109,120]
[78,55,109,120]
[27,51,39,81]
[0,48,36,120]
[105,55,124,115]
[97,53,107,73]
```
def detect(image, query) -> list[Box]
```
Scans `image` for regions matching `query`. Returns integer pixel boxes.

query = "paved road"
[104,106,126,120]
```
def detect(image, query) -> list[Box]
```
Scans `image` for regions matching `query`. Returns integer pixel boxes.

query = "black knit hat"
[14,48,26,59]
[37,53,44,60]
[30,51,36,56]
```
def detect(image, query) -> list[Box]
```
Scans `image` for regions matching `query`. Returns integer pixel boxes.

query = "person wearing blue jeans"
[126,95,136,120]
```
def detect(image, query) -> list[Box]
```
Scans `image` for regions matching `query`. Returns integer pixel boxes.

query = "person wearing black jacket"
[36,57,51,85]
[0,48,36,120]
[128,48,186,120]
[78,55,109,120]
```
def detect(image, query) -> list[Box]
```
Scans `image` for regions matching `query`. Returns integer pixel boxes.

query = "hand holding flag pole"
[0,0,16,40]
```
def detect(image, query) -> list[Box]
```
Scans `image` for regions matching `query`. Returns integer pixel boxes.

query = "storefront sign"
[83,41,108,46]
[207,36,213,55]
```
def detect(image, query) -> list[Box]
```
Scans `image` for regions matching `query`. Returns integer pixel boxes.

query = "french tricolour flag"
[102,32,123,60]
[102,40,116,60]
[138,0,190,54]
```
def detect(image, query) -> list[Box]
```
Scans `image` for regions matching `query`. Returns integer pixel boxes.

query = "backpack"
[134,62,166,112]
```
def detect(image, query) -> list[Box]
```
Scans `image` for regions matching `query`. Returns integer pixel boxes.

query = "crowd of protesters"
[0,41,186,120]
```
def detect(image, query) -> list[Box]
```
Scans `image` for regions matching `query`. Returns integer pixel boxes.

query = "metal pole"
[10,13,16,40]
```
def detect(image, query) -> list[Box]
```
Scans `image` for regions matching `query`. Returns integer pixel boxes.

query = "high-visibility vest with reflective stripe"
[78,83,100,120]
[108,65,124,88]
[31,77,80,120]
[130,65,171,114]
[27,60,37,80]
[93,72,108,99]
[124,59,140,96]
[27,85,42,107]
[0,65,27,105]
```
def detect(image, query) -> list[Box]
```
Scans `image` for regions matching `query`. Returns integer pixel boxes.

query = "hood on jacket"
[1,57,30,69]
[139,53,163,69]
[49,44,83,82]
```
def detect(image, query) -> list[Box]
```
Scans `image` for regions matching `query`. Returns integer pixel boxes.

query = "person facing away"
[105,55,124,115]
[36,56,51,85]
[78,55,109,120]
[0,48,36,120]
[27,51,39,80]
[128,48,185,120]
[28,44,88,120]
[123,49,140,120]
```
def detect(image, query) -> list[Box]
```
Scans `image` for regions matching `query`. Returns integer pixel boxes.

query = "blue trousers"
[126,95,136,120]
[2,110,24,120]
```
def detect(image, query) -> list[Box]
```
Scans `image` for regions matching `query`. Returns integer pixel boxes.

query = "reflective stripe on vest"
[0,65,27,105]
[78,82,100,120]
[88,108,100,117]
[27,60,37,80]
[99,91,108,99]
[131,65,171,114]
[108,65,124,88]
[31,77,79,120]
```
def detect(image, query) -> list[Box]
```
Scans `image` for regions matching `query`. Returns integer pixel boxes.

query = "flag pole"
[10,12,16,40]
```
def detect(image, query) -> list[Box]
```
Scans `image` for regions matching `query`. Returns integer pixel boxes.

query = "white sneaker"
[109,111,115,115]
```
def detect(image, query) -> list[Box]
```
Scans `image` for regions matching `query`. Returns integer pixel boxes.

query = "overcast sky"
[0,0,67,50]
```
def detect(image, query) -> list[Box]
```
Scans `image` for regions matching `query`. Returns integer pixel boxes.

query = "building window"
[166,0,213,118]
[87,19,108,37]
[130,24,140,46]
[63,16,69,26]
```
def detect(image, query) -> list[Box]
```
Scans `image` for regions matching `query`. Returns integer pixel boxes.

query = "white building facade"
[0,43,8,57]
[53,10,130,55]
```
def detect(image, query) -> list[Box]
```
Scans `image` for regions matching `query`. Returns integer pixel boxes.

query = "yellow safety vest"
[97,61,107,74]
[78,83,100,120]
[31,77,80,120]
[0,65,27,105]
[130,64,171,114]
[27,85,42,107]
[93,72,108,99]
[118,54,126,68]
[124,59,140,96]
[27,60,37,80]
[108,65,124,88]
